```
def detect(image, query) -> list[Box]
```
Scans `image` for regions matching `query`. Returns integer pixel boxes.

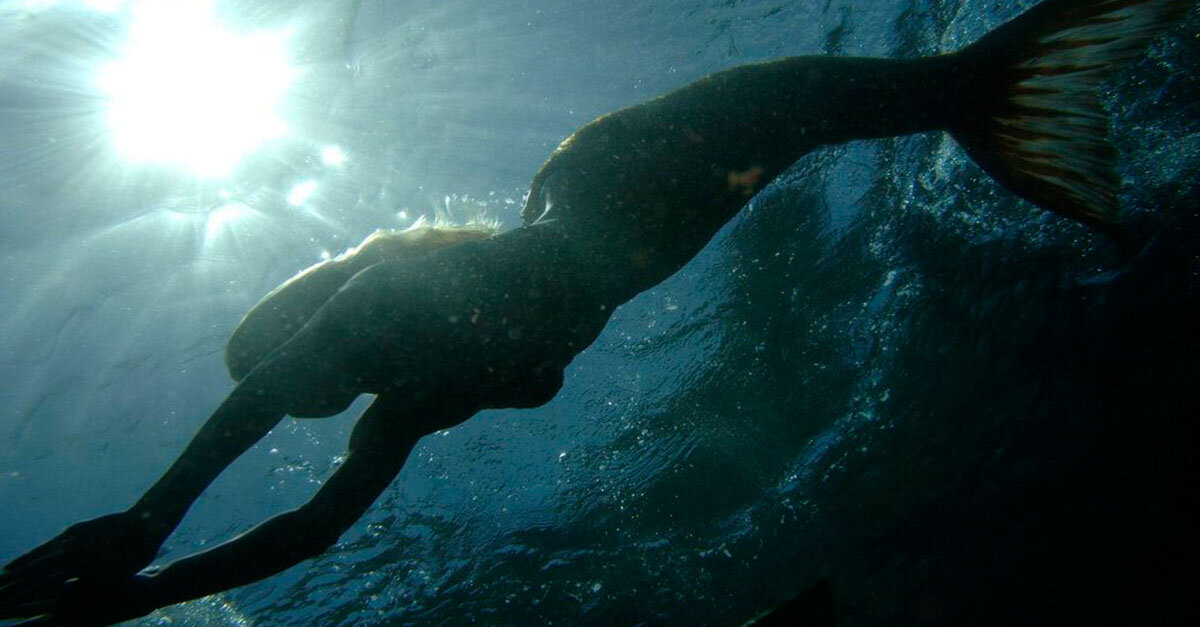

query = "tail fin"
[951,0,1193,246]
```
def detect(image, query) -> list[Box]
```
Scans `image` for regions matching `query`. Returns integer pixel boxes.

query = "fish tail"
[951,0,1193,247]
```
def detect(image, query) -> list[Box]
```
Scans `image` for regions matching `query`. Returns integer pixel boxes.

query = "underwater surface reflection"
[1,0,1197,625]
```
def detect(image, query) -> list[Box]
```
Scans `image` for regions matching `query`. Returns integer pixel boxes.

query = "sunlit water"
[1,1,1197,625]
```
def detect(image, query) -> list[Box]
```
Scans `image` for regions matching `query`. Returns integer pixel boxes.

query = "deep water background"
[2,1,1198,625]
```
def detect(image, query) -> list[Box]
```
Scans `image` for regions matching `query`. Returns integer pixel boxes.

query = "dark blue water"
[1,1,1197,625]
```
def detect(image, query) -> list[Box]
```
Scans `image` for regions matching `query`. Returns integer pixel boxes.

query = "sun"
[98,0,295,178]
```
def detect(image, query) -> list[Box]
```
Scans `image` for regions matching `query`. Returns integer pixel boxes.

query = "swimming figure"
[1,0,1191,623]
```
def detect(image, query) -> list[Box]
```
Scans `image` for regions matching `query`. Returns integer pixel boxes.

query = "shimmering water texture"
[1,1,1198,625]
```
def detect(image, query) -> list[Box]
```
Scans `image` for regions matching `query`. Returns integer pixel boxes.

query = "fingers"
[3,575,151,626]
[0,546,74,621]
[0,569,80,622]
[3,544,65,579]
[2,528,79,585]
[0,545,70,601]
[0,569,62,608]
[0,583,56,620]
[3,539,63,574]
[13,617,56,627]
[2,596,54,619]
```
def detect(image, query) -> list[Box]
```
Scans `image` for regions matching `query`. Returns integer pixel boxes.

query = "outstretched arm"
[139,393,431,608]
[131,373,290,549]
[0,368,288,615]
[1,393,473,625]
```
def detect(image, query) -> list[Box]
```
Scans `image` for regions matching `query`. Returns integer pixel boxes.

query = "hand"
[0,573,157,626]
[0,512,161,617]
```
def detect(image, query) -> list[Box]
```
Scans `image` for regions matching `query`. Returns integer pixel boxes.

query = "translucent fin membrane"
[955,0,1193,242]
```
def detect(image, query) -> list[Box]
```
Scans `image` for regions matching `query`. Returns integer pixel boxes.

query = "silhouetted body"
[1,1,1190,624]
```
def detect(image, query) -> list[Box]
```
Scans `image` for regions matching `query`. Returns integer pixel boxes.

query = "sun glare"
[320,145,347,168]
[287,180,318,206]
[99,0,294,177]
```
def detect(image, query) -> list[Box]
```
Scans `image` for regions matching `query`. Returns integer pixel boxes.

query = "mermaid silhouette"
[1,0,1191,623]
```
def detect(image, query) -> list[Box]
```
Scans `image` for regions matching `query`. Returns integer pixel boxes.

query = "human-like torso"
[248,55,962,418]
